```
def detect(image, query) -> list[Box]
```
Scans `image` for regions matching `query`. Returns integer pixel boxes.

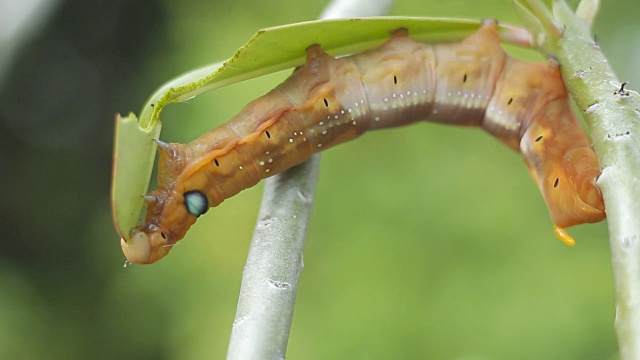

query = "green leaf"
[111,16,529,241]
[111,113,161,238]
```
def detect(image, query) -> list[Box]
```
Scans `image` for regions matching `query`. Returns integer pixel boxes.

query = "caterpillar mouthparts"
[121,232,152,265]
[123,224,175,264]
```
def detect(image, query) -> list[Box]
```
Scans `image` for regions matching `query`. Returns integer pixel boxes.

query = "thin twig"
[225,156,320,360]
[225,1,392,359]
[527,0,640,358]
[575,0,599,26]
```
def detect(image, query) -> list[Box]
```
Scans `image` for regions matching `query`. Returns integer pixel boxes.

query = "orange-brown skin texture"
[121,20,605,264]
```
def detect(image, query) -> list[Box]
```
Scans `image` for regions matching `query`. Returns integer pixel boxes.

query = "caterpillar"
[121,19,606,264]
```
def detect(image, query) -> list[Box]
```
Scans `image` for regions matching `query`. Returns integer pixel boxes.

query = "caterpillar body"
[122,20,605,264]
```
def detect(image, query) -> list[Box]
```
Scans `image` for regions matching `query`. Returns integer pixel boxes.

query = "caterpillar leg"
[305,44,326,61]
[480,18,499,29]
[389,27,409,37]
[553,224,576,247]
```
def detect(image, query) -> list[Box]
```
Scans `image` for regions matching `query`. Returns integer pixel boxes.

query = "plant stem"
[225,1,392,359]
[575,0,599,26]
[553,2,640,357]
[529,0,640,357]
[225,156,320,360]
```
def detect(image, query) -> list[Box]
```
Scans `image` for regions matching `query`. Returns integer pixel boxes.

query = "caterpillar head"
[533,145,605,228]
[521,105,606,229]
[121,189,207,264]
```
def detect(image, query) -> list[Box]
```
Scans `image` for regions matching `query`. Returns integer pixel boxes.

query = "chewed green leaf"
[140,17,519,126]
[111,113,161,239]
[112,16,531,241]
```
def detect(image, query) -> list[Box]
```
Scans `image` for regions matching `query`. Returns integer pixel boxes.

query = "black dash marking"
[553,178,559,188]
[590,34,600,49]
[265,130,271,139]
[607,131,631,139]
[535,135,543,142]
[323,98,329,107]
[463,74,467,83]
[161,232,167,240]
[583,101,600,113]
[214,159,220,167]
[393,75,398,84]
[614,82,630,96]
[507,98,513,105]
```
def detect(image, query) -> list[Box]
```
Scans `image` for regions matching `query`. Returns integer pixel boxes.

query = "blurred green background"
[1,0,638,359]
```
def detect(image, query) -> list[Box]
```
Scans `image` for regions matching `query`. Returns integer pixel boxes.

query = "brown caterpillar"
[122,20,606,264]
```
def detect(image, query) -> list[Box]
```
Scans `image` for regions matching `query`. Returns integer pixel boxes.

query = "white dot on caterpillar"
[355,102,359,107]
[413,91,418,96]
[334,115,339,119]
[399,94,404,99]
[321,130,327,135]
[348,108,352,113]
[392,93,397,98]
[422,90,427,94]
[374,116,380,121]
[457,91,462,95]
[259,161,265,166]
[317,143,323,148]
[447,92,452,97]
[360,100,364,104]
[319,121,324,126]
[407,91,411,96]
[239,165,243,170]
[352,121,356,125]
[383,97,389,103]
[293,132,298,136]
[326,115,331,120]
[268,158,273,163]
[289,138,293,143]
[265,151,270,155]
[340,110,345,114]
[265,169,270,173]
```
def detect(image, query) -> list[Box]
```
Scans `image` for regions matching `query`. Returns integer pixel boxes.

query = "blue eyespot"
[184,190,208,217]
